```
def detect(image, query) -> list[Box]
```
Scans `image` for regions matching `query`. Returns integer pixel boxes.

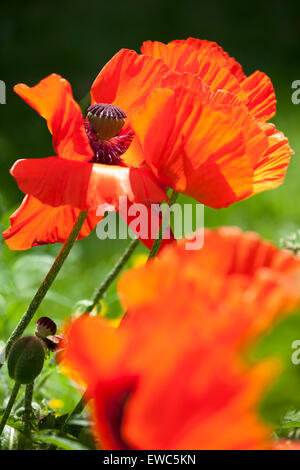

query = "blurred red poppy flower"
[62,228,300,450]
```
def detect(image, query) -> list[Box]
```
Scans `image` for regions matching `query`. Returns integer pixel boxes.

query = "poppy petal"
[240,71,276,121]
[119,227,300,346]
[14,74,93,162]
[141,40,244,97]
[91,49,169,121]
[210,90,269,167]
[253,122,293,194]
[132,87,254,208]
[122,201,175,251]
[10,157,167,211]
[3,195,99,250]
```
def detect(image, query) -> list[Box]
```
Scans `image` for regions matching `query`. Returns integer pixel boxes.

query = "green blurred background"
[1,0,300,431]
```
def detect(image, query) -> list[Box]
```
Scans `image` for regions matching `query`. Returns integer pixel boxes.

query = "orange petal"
[3,195,99,251]
[63,316,125,388]
[91,49,169,121]
[141,41,204,75]
[253,122,294,194]
[166,38,246,82]
[14,74,93,162]
[240,71,276,121]
[210,90,269,168]
[141,40,244,97]
[62,228,300,450]
[160,70,212,97]
[10,158,167,211]
[132,86,254,208]
[122,201,174,251]
[119,227,300,344]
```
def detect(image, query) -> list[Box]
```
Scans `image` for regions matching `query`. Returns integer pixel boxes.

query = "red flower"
[4,40,293,249]
[3,51,169,250]
[62,228,300,450]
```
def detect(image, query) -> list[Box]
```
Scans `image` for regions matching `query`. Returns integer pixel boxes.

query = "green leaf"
[280,421,300,429]
[34,433,89,450]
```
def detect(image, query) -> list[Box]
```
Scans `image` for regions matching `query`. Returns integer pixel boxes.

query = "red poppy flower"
[3,51,169,250]
[62,228,300,450]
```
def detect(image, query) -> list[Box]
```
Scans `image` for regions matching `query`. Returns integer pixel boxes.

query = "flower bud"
[7,336,46,384]
[35,317,57,338]
[87,103,126,141]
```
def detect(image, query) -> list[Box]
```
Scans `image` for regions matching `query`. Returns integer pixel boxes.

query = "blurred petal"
[14,74,93,162]
[3,195,99,250]
[119,227,300,344]
[63,224,300,449]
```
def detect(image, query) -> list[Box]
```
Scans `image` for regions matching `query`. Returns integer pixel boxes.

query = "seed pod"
[87,103,126,141]
[35,317,57,338]
[7,336,46,384]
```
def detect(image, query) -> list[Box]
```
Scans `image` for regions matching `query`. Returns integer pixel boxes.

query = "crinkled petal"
[14,74,93,162]
[141,40,244,97]
[3,195,99,250]
[91,49,169,121]
[210,90,269,167]
[132,86,254,208]
[253,122,294,194]
[166,38,246,82]
[240,71,276,121]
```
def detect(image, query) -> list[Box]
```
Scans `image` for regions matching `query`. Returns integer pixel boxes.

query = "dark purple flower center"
[85,103,133,165]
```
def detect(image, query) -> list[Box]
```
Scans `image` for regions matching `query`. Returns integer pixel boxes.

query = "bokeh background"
[1,0,300,436]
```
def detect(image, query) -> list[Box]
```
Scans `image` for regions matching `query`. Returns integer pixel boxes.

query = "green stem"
[24,382,34,437]
[86,237,140,313]
[61,390,89,433]
[14,369,53,411]
[1,211,87,364]
[0,382,21,436]
[147,190,179,261]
